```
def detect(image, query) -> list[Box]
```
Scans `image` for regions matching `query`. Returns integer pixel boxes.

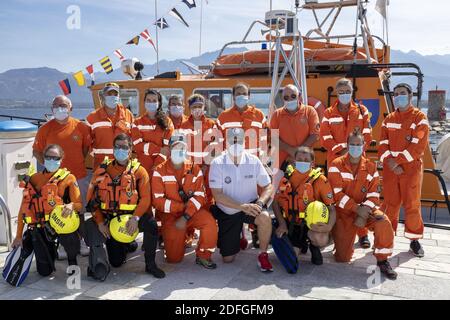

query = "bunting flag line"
[126,35,140,45]
[58,79,71,95]
[182,0,196,9]
[140,29,157,52]
[169,8,189,27]
[114,49,125,61]
[99,56,113,74]
[72,71,85,86]
[155,18,169,29]
[86,64,95,86]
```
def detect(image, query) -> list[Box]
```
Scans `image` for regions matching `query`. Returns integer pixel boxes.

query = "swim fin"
[2,246,34,287]
[271,220,298,274]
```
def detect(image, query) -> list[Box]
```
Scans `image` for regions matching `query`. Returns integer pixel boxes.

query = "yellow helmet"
[305,201,329,229]
[109,214,138,243]
[49,205,80,234]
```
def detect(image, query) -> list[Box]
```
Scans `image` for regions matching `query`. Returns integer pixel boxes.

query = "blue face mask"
[104,96,120,109]
[338,93,352,105]
[113,148,129,162]
[44,159,61,173]
[348,145,364,158]
[145,102,158,113]
[235,95,249,109]
[394,94,409,110]
[295,161,311,174]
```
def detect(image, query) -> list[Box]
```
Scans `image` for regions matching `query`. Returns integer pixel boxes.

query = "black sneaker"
[196,257,217,269]
[309,243,323,265]
[410,240,424,257]
[146,265,166,278]
[126,241,138,253]
[377,260,398,280]
[359,236,371,249]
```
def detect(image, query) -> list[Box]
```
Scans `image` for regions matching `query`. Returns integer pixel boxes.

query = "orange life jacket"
[277,166,323,224]
[90,158,141,216]
[20,168,71,226]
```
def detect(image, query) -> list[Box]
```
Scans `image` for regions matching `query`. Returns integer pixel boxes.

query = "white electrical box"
[0,121,37,245]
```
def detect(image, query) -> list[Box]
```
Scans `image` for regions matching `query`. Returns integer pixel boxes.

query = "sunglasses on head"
[283,94,298,100]
[44,156,61,161]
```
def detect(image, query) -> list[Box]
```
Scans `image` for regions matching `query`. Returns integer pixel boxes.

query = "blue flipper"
[271,234,299,274]
[2,247,34,287]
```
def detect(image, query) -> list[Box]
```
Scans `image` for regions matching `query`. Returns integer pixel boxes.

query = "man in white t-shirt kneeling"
[209,128,274,272]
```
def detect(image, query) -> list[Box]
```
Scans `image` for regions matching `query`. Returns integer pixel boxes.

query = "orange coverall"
[320,100,372,165]
[86,105,134,169]
[151,159,217,263]
[180,114,218,207]
[320,100,372,239]
[378,107,429,240]
[217,105,269,157]
[328,154,394,262]
[131,115,174,175]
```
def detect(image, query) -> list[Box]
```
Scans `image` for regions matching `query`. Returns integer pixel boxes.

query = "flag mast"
[199,0,203,56]
[155,0,160,74]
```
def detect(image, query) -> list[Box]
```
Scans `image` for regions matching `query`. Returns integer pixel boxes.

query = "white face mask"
[191,108,204,119]
[53,107,69,121]
[171,149,187,165]
[228,143,244,157]
[285,100,298,111]
[170,105,184,118]
[104,96,120,109]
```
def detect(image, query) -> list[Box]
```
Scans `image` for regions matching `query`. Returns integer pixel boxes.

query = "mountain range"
[1,48,449,106]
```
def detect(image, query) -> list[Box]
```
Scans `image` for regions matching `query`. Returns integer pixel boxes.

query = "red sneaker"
[257,252,273,272]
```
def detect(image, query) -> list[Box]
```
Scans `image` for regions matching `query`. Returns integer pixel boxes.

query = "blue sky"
[1,0,450,73]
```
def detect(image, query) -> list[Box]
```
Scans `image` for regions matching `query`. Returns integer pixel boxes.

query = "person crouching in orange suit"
[328,132,397,280]
[151,132,218,269]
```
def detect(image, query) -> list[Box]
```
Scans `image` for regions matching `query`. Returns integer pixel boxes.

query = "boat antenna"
[154,0,160,74]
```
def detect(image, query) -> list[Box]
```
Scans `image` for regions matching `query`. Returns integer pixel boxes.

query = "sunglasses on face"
[283,94,298,101]
[44,156,61,161]
[114,145,130,151]
[337,90,352,95]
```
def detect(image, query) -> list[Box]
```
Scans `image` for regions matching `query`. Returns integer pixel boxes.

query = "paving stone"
[398,258,450,273]
[27,268,98,295]
[0,287,54,300]
[303,286,375,300]
[83,283,146,300]
[211,275,312,300]
[379,273,450,299]
[415,269,450,280]
[431,233,450,240]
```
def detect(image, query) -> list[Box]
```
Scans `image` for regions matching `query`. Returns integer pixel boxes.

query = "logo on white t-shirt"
[225,176,232,184]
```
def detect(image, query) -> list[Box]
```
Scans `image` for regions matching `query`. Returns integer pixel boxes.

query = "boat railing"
[0,193,13,250]
[0,114,47,128]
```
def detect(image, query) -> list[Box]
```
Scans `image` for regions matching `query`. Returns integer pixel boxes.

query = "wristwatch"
[255,200,266,209]
[182,213,192,221]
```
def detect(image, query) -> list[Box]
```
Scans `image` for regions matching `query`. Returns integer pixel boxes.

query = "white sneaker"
[80,239,90,257]
[57,245,67,260]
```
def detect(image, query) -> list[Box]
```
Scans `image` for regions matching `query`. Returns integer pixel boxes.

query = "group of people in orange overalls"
[11,78,428,282]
